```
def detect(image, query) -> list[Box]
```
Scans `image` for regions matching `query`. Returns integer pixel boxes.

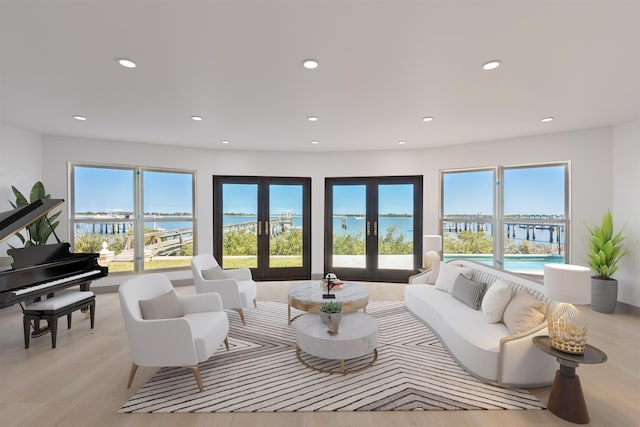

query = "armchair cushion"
[139,289,184,320]
[202,266,226,280]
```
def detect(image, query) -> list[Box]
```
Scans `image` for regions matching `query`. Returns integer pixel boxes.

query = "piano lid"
[0,198,64,245]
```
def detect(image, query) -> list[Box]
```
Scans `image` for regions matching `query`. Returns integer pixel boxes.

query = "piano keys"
[0,198,108,309]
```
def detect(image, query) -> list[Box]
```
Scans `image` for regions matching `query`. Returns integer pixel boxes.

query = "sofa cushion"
[451,275,487,310]
[202,266,226,280]
[481,279,512,323]
[139,289,184,320]
[434,262,474,293]
[503,290,547,335]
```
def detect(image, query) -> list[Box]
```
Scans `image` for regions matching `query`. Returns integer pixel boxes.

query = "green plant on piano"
[9,181,61,247]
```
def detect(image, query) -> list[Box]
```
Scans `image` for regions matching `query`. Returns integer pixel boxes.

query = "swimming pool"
[443,254,566,273]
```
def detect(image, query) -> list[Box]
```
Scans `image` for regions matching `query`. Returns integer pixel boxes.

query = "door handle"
[265,220,269,236]
[374,221,378,237]
[258,221,262,235]
[366,221,370,236]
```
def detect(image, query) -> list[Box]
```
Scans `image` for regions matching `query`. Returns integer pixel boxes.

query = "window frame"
[69,162,197,273]
[439,162,571,272]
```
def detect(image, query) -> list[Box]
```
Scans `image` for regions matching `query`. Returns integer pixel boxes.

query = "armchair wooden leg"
[185,366,204,392]
[224,337,230,351]
[127,363,138,389]
[233,308,246,325]
[253,298,257,308]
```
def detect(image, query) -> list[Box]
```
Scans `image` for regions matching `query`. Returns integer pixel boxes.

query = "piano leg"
[48,315,58,348]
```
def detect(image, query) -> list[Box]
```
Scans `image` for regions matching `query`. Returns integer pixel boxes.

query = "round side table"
[533,336,607,424]
[296,312,378,374]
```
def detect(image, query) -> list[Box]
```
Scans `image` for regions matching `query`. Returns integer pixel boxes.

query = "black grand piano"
[0,198,108,309]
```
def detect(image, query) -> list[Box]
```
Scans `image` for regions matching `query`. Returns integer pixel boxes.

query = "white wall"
[0,123,43,256]
[42,127,616,292]
[613,119,640,307]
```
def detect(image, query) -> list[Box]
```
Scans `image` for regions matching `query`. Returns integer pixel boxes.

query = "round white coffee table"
[295,312,378,374]
[287,281,369,324]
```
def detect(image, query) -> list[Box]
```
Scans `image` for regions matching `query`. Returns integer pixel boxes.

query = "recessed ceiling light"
[482,60,501,70]
[421,116,434,122]
[311,140,319,144]
[307,116,319,122]
[117,58,137,68]
[221,140,230,144]
[191,115,203,121]
[541,116,555,122]
[398,141,407,145]
[73,115,87,121]
[302,59,319,69]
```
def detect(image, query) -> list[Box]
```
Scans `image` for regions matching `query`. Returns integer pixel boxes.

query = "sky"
[74,167,193,214]
[223,183,415,215]
[222,184,303,215]
[74,165,566,216]
[332,184,414,215]
[443,165,566,216]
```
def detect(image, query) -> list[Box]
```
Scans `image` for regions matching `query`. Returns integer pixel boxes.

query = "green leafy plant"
[585,210,627,279]
[9,181,61,246]
[319,301,342,313]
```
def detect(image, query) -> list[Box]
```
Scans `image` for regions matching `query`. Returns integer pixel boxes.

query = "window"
[70,164,196,273]
[440,163,569,273]
[441,169,495,266]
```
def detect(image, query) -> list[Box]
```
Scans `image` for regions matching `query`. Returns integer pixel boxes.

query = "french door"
[213,176,311,280]
[324,176,423,282]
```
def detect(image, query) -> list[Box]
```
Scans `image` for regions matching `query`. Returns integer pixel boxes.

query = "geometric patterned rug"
[119,301,546,413]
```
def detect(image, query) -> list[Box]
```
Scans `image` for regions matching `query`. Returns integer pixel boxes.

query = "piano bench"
[22,291,95,349]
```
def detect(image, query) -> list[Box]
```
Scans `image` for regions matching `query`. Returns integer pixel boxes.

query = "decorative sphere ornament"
[325,272,337,280]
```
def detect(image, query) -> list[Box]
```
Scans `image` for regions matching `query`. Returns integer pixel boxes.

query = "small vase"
[326,312,342,334]
[320,311,329,324]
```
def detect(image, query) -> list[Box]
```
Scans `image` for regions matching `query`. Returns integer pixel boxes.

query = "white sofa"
[405,259,557,388]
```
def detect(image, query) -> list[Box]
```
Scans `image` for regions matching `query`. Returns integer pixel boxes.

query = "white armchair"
[191,254,257,325]
[118,273,229,392]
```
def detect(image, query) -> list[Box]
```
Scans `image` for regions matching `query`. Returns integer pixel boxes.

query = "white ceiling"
[1,0,639,152]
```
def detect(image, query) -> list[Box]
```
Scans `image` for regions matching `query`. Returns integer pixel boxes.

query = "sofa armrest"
[408,270,433,284]
[497,322,557,387]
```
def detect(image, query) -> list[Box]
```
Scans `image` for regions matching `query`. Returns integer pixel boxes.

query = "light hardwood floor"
[1,280,638,427]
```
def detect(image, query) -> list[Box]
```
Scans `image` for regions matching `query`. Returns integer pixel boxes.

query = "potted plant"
[319,301,342,334]
[585,210,627,313]
[9,181,61,247]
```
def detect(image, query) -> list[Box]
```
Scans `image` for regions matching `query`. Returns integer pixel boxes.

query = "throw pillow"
[503,290,547,335]
[451,275,487,310]
[139,289,184,320]
[202,266,226,280]
[481,279,513,323]
[434,262,474,293]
